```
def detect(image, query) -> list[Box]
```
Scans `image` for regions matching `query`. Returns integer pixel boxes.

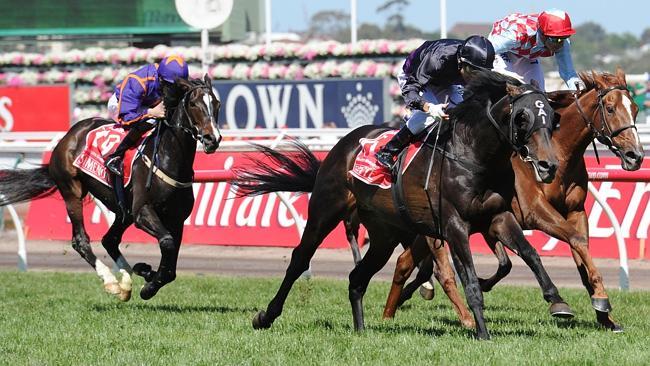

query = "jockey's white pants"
[397,69,464,135]
[493,53,546,91]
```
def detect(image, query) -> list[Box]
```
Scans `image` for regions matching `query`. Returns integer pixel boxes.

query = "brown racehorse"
[0,75,221,301]
[235,70,567,340]
[383,68,644,332]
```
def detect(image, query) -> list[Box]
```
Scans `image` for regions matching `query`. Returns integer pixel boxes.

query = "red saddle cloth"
[349,130,424,189]
[72,123,152,187]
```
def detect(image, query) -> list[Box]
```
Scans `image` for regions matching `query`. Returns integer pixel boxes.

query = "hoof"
[549,302,575,319]
[596,311,624,333]
[133,263,156,282]
[460,317,476,330]
[140,282,160,301]
[103,282,121,295]
[418,282,435,301]
[591,297,612,313]
[118,289,132,302]
[252,311,272,330]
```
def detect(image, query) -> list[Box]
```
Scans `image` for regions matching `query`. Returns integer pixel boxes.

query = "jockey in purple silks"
[375,35,496,169]
[104,55,189,177]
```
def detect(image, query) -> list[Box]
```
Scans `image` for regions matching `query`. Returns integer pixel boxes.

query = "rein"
[163,85,222,145]
[573,85,636,162]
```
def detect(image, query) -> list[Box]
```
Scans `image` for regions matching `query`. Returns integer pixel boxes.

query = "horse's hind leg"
[344,208,362,265]
[349,217,411,331]
[253,191,348,330]
[59,185,121,296]
[383,236,430,319]
[101,216,134,302]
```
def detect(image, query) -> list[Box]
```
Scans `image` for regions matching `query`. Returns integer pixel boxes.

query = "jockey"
[375,35,495,169]
[104,55,189,177]
[488,9,585,91]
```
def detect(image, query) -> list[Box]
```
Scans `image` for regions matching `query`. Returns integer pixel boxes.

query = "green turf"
[0,271,648,365]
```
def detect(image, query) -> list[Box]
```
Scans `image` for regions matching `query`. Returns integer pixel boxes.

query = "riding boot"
[104,126,149,177]
[375,126,415,169]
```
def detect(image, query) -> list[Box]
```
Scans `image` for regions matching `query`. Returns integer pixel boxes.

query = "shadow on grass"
[92,303,258,314]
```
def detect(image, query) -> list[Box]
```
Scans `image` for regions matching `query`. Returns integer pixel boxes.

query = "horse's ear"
[203,73,212,88]
[176,78,193,91]
[592,70,608,90]
[615,66,627,85]
[506,83,523,96]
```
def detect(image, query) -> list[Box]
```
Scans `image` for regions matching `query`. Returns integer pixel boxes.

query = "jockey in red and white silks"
[488,9,585,91]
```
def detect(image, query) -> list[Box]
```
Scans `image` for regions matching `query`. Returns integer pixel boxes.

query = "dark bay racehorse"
[235,70,566,339]
[385,68,643,332]
[0,75,221,301]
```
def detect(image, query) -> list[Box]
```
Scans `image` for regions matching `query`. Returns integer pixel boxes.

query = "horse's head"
[486,80,558,183]
[168,75,222,154]
[578,68,644,171]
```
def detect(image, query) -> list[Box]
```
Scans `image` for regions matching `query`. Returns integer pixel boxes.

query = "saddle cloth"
[72,123,152,187]
[349,130,425,189]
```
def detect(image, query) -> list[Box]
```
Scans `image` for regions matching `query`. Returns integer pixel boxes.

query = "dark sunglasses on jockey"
[545,36,569,44]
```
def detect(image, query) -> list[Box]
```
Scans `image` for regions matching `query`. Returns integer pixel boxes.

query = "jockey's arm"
[402,78,426,111]
[116,77,155,125]
[487,33,519,55]
[555,40,583,90]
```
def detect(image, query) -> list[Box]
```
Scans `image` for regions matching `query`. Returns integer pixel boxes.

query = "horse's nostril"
[625,150,643,162]
[203,134,215,143]
[537,160,551,171]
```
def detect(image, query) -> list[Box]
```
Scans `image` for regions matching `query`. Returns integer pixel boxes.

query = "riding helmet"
[538,9,576,37]
[157,55,189,83]
[458,35,495,70]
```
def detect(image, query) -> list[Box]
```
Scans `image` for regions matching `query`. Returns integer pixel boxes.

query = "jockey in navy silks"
[488,9,585,91]
[375,35,496,169]
[105,55,189,177]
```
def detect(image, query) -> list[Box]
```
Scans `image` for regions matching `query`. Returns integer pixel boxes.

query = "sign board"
[175,0,234,29]
[0,85,71,131]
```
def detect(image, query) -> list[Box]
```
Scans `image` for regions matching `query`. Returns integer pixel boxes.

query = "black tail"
[233,140,321,196]
[0,165,57,205]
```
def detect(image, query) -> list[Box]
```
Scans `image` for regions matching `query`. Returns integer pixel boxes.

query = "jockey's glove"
[425,102,449,122]
[567,77,586,91]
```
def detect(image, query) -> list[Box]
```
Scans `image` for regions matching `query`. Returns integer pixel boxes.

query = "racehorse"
[0,75,221,301]
[234,70,566,339]
[383,68,643,332]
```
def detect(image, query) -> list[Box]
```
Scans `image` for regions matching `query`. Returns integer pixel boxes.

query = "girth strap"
[140,154,193,188]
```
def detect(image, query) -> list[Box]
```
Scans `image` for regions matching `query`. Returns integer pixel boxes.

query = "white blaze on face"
[202,93,219,137]
[622,94,640,144]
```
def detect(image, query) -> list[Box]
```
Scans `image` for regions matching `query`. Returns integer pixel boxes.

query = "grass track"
[1,271,649,365]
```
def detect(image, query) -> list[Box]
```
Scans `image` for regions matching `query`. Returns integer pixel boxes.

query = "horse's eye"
[606,105,615,114]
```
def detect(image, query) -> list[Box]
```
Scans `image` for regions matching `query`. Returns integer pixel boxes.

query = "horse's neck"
[555,91,598,163]
[157,125,197,179]
[452,118,512,172]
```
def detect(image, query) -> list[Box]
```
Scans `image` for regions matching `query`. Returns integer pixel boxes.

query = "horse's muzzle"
[532,159,557,184]
[620,149,644,171]
[201,133,220,154]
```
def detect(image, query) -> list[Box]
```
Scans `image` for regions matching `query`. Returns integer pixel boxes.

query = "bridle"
[162,84,222,146]
[573,84,636,154]
[485,88,552,159]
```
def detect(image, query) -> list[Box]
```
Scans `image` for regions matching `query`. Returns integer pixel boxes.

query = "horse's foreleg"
[101,216,134,302]
[488,212,574,319]
[428,239,474,329]
[133,204,175,300]
[566,210,622,332]
[445,219,489,340]
[477,235,512,292]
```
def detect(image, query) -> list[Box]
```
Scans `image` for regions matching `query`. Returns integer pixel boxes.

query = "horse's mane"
[451,69,523,123]
[578,70,622,92]
[162,78,207,120]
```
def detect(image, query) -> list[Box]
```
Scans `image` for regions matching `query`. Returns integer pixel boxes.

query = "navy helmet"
[458,35,495,70]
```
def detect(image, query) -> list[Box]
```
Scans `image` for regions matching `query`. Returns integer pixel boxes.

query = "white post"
[350,0,357,45]
[201,28,210,75]
[439,0,447,38]
[265,0,272,49]
[588,183,629,290]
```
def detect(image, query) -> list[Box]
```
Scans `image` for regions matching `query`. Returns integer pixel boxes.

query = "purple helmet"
[157,55,189,83]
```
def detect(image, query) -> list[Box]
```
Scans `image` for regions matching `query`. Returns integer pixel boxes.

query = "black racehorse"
[234,70,568,339]
[0,75,221,301]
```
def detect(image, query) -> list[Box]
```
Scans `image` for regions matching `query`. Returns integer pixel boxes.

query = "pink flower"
[7,75,22,86]
[304,50,317,60]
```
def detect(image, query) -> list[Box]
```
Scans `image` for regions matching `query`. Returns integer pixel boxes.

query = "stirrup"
[376,152,397,170]
[105,156,123,177]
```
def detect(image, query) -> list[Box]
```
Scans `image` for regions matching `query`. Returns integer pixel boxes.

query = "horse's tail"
[0,165,57,205]
[233,140,321,196]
